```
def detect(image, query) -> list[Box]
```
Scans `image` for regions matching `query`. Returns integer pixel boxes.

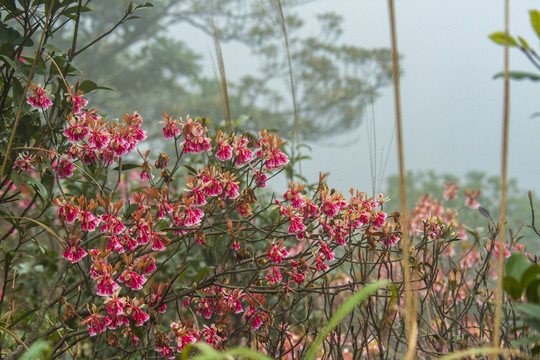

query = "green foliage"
[489,9,540,82]
[504,253,540,355]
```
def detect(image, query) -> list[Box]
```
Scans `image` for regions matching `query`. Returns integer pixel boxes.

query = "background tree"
[53,0,393,143]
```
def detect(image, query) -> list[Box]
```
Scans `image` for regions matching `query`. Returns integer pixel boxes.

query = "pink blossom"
[64,124,88,142]
[319,242,335,261]
[27,83,52,109]
[54,157,75,178]
[106,235,124,253]
[82,313,106,336]
[62,235,87,263]
[267,239,289,264]
[79,210,100,232]
[68,93,89,114]
[288,215,306,235]
[233,138,253,165]
[118,269,146,291]
[464,190,481,209]
[96,274,120,297]
[182,206,204,227]
[202,176,222,197]
[221,176,240,199]
[265,266,282,285]
[443,182,459,200]
[56,199,79,224]
[254,170,267,188]
[128,303,149,326]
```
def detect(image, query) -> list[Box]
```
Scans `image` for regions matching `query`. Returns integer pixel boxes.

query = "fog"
[171,0,540,195]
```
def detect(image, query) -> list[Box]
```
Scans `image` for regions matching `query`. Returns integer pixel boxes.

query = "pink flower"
[62,234,87,263]
[257,130,289,170]
[314,255,329,272]
[202,176,222,197]
[319,242,334,261]
[96,274,120,297]
[219,172,239,200]
[322,200,340,218]
[464,190,481,209]
[106,235,124,253]
[264,148,289,170]
[82,313,106,336]
[182,116,212,153]
[54,157,75,178]
[254,170,267,188]
[118,269,146,291]
[381,233,400,247]
[128,303,150,326]
[88,129,110,150]
[56,198,79,224]
[27,83,52,109]
[135,254,157,275]
[161,112,181,139]
[265,266,282,285]
[67,93,89,114]
[121,231,138,252]
[79,210,100,232]
[233,138,253,165]
[371,211,387,227]
[215,131,233,161]
[100,214,125,234]
[106,296,127,316]
[288,215,306,235]
[151,232,168,251]
[64,124,88,142]
[267,239,289,264]
[182,205,204,227]
[13,152,33,171]
[443,182,459,200]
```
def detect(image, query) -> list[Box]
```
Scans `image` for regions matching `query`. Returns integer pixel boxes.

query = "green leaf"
[515,303,540,321]
[493,71,540,81]
[505,253,530,282]
[19,339,51,360]
[24,174,49,201]
[522,265,540,289]
[518,36,530,51]
[304,280,388,360]
[503,277,522,300]
[530,10,540,39]
[195,266,215,282]
[525,279,540,304]
[183,164,198,175]
[488,32,519,47]
[512,334,540,347]
[78,80,98,93]
[112,163,140,171]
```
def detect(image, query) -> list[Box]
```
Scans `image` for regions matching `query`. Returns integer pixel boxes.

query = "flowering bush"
[0,2,538,360]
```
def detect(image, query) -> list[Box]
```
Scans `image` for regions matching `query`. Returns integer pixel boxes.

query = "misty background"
[74,0,540,231]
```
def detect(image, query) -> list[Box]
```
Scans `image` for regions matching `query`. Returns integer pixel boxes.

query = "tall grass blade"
[211,21,232,134]
[304,280,389,360]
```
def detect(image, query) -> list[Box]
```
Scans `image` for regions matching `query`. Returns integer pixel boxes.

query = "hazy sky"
[174,1,540,195]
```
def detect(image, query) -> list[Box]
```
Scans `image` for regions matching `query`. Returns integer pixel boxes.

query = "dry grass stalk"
[387,1,418,358]
[492,0,511,357]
